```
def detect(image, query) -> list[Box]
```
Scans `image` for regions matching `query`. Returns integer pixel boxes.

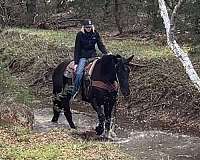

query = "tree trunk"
[114,0,123,34]
[158,0,200,91]
[0,1,6,27]
[103,0,110,21]
[26,0,36,26]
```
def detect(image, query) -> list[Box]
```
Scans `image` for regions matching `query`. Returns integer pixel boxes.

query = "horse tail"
[52,60,70,95]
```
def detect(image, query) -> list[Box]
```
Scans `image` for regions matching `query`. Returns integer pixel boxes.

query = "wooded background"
[0,0,199,43]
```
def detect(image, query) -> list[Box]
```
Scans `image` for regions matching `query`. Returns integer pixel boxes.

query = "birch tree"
[158,0,200,91]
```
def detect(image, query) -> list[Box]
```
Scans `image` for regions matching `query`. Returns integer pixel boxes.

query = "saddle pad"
[64,61,75,78]
[63,59,99,78]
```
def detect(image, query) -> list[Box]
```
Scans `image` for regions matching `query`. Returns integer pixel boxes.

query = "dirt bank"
[118,57,200,137]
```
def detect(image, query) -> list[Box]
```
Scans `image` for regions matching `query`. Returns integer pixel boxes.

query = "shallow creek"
[33,106,200,160]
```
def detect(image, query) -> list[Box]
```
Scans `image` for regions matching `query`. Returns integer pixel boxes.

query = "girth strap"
[91,80,118,92]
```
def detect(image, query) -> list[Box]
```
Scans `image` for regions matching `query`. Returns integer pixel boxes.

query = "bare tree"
[26,0,36,26]
[0,0,6,27]
[114,0,123,34]
[158,0,200,91]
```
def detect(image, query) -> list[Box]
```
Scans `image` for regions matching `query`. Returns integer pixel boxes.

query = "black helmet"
[82,19,93,27]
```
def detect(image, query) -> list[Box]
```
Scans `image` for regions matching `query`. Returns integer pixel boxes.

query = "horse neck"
[91,58,117,83]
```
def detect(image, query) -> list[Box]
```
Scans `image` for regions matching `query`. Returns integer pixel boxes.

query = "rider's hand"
[74,64,78,72]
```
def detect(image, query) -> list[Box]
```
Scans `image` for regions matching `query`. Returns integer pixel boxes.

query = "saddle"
[63,58,99,101]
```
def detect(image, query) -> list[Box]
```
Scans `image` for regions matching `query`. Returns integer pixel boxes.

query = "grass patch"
[2,143,128,160]
[2,27,75,50]
[3,144,61,160]
[0,27,173,61]
[106,39,172,59]
[0,128,131,160]
[0,27,193,61]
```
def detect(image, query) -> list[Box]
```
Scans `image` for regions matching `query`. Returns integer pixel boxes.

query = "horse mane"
[100,55,115,75]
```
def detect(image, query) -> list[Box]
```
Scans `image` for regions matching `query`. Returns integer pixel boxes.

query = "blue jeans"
[73,58,87,94]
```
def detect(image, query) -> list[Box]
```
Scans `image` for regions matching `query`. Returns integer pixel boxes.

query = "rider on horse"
[71,19,109,99]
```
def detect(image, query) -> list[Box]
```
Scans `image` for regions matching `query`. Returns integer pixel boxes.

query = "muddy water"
[33,106,200,160]
[119,131,200,160]
[33,107,97,133]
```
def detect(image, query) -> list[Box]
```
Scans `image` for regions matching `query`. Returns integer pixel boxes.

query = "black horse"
[51,54,134,136]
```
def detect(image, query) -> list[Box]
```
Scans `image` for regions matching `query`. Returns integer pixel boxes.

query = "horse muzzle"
[121,89,130,97]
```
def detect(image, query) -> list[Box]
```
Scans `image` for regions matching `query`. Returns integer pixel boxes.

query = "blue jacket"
[74,30,107,64]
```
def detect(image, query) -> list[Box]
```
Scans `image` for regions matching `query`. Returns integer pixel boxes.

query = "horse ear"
[115,54,122,59]
[113,54,122,64]
[127,55,134,63]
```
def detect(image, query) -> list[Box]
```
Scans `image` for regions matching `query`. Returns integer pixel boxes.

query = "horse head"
[114,54,134,97]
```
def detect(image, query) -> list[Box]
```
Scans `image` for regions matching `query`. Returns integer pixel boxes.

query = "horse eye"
[124,66,130,72]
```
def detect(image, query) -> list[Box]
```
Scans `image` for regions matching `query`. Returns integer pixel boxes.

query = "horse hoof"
[95,126,104,135]
[70,124,77,129]
[51,119,58,123]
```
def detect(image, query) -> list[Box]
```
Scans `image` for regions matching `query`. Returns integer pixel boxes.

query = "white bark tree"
[158,0,200,91]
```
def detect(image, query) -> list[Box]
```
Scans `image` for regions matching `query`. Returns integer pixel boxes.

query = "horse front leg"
[62,95,76,129]
[92,101,105,135]
[96,105,105,135]
[104,95,117,139]
[104,102,113,137]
